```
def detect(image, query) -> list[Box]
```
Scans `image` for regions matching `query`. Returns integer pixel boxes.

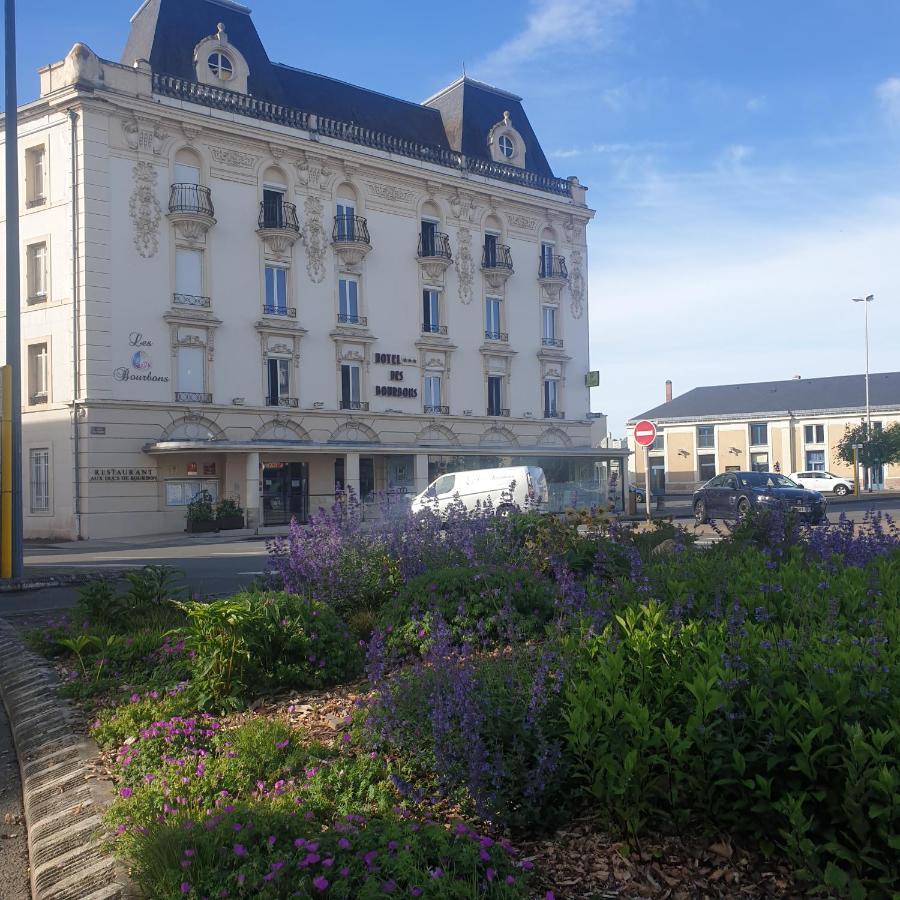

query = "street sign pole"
[632,419,658,521]
[644,445,651,520]
[851,443,862,496]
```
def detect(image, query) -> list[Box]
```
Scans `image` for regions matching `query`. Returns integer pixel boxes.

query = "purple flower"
[119,787,133,799]
[180,883,191,894]
[233,844,247,857]
[313,876,329,891]
[276,739,289,750]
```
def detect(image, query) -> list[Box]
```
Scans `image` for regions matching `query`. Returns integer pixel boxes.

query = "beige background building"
[627,373,900,494]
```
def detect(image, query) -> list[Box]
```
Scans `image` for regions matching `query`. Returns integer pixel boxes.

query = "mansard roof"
[122,0,556,180]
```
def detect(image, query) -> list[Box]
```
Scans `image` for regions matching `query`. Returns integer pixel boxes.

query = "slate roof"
[122,0,553,176]
[629,373,900,423]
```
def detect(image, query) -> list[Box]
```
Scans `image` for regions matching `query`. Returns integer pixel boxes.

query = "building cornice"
[626,404,900,427]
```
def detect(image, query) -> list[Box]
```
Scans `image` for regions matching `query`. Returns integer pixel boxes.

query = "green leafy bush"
[378,564,556,655]
[176,592,362,710]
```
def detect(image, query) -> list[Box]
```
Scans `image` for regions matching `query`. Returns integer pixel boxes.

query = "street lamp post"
[851,294,874,492]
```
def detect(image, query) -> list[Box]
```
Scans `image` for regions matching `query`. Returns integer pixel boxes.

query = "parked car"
[789,471,853,496]
[693,471,827,525]
[629,483,646,502]
[410,466,548,517]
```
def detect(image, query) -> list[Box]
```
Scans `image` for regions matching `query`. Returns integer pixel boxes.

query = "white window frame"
[543,378,559,417]
[336,198,356,241]
[26,241,48,303]
[176,247,204,299]
[542,305,557,342]
[176,345,206,395]
[749,422,768,447]
[339,276,360,322]
[422,289,441,332]
[25,146,46,208]
[29,448,50,513]
[266,356,292,405]
[341,363,362,406]
[485,296,502,338]
[27,342,49,405]
[804,423,825,445]
[424,373,442,410]
[265,264,289,313]
[207,51,233,81]
[487,374,504,415]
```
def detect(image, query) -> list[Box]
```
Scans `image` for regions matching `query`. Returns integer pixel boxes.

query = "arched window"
[208,51,233,81]
[498,135,514,158]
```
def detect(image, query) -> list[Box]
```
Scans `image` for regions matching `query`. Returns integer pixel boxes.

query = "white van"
[410,466,548,517]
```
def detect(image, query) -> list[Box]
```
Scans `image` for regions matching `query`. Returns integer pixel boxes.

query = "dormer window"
[208,51,233,81]
[488,111,526,169]
[498,135,514,158]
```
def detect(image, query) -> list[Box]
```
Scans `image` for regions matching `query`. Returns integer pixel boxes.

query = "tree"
[835,422,900,469]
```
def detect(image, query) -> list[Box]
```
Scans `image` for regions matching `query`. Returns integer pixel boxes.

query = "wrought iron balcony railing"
[174,292,211,308]
[487,407,511,417]
[417,231,452,260]
[544,410,566,419]
[332,214,370,243]
[482,243,513,269]
[258,199,300,232]
[263,304,297,318]
[484,330,509,342]
[175,392,213,404]
[169,183,214,217]
[339,399,369,411]
[337,313,367,326]
[539,255,568,280]
[266,396,299,408]
[541,337,564,348]
[421,323,448,335]
[424,405,449,416]
[152,73,574,198]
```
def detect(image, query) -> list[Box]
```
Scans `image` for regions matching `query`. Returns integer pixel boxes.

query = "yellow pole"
[1,365,12,578]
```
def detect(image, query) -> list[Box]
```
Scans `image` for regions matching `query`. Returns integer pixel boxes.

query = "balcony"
[541,337,564,348]
[421,323,448,336]
[174,292,211,309]
[340,399,369,411]
[543,410,566,420]
[484,330,509,342]
[167,184,216,241]
[487,407,510,417]
[175,392,213,404]
[481,243,514,290]
[417,231,453,285]
[424,405,449,416]
[262,304,297,318]
[257,199,301,256]
[337,313,368,326]
[266,396,299,408]
[332,214,371,267]
[538,254,569,301]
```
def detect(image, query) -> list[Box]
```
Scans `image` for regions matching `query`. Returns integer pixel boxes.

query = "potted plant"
[185,490,217,533]
[215,497,245,531]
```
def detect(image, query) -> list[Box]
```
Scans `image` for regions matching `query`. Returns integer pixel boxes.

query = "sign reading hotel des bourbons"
[373,353,418,399]
[90,467,156,482]
[113,333,170,384]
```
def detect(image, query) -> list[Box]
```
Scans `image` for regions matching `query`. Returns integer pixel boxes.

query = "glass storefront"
[262,462,309,525]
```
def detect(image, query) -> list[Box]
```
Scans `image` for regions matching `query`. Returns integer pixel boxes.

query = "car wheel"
[694,499,707,525]
[834,484,849,496]
[737,498,751,519]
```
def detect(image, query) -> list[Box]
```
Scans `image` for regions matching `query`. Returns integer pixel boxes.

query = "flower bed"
[28,502,900,898]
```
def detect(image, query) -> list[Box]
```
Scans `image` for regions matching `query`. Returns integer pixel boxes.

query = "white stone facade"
[1,25,624,540]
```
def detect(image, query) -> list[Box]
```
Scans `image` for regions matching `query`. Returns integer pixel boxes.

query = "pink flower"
[486,868,496,882]
[119,787,133,799]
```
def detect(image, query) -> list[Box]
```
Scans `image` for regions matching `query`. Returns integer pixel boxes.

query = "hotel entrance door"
[262,462,309,526]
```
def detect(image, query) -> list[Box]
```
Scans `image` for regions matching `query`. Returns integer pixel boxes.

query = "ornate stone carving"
[367,182,416,203]
[303,196,327,283]
[507,213,537,231]
[450,191,476,223]
[295,152,333,190]
[129,161,161,258]
[209,145,259,170]
[455,226,474,305]
[182,123,202,145]
[562,214,575,243]
[570,249,585,320]
[122,114,169,155]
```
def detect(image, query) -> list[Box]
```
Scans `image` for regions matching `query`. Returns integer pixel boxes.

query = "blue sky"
[6,0,900,432]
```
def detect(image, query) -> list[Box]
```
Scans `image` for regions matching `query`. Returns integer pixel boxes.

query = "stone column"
[245,452,260,530]
[345,452,360,500]
[414,453,429,495]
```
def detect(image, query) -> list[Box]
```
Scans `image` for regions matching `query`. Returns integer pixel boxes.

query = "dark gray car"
[693,471,827,524]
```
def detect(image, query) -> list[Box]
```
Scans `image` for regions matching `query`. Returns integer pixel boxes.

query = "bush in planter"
[186,490,216,533]
[215,496,245,530]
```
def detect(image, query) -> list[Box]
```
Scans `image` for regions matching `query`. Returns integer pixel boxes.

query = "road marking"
[238,571,266,576]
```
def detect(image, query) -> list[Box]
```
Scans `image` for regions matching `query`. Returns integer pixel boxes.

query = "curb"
[0,619,139,899]
[0,571,133,595]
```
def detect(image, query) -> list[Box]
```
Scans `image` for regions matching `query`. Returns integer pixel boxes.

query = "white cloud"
[475,0,635,81]
[876,77,900,126]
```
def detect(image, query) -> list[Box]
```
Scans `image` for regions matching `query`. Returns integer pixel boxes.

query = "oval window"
[208,51,234,81]
[498,134,514,158]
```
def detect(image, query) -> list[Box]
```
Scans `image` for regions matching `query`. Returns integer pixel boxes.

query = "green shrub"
[378,564,556,655]
[176,592,363,710]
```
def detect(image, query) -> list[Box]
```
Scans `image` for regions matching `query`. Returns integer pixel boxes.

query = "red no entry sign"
[633,420,657,447]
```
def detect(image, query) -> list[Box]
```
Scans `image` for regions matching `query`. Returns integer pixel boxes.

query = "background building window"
[697,425,714,449]
[540,241,555,277]
[542,305,557,343]
[266,358,291,405]
[208,51,233,81]
[30,448,50,512]
[176,248,203,299]
[485,297,502,339]
[424,374,442,412]
[650,431,664,451]
[341,363,361,408]
[804,424,825,444]
[487,375,503,415]
[339,277,359,323]
[483,232,498,267]
[543,379,558,417]
[335,197,356,240]
[265,265,288,314]
[749,422,768,446]
[28,342,48,404]
[422,289,441,333]
[498,134,514,158]
[750,451,769,472]
[806,449,826,471]
[166,479,219,506]
[26,242,47,302]
[25,146,46,207]
[177,346,205,395]
[698,453,716,481]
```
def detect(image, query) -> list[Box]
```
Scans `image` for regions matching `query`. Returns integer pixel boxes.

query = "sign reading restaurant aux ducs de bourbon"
[89,467,157,482]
